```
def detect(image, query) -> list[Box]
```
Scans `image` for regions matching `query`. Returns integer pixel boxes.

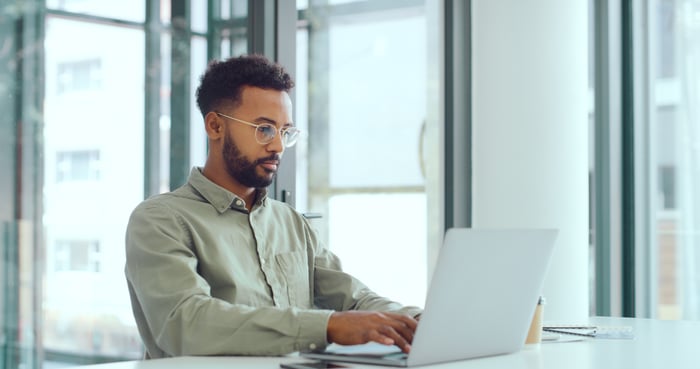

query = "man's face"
[222,131,276,188]
[220,87,293,189]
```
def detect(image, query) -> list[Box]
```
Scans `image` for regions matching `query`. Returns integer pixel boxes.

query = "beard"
[222,133,278,188]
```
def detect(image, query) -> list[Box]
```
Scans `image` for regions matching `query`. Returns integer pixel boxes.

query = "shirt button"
[235,199,243,206]
[260,259,266,265]
[309,343,317,350]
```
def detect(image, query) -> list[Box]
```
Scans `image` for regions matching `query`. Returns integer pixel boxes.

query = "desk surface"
[72,317,700,369]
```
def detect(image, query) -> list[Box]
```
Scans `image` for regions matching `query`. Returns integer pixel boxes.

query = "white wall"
[471,0,589,321]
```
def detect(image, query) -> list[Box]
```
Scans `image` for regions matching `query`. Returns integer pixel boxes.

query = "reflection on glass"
[43,17,144,358]
[649,0,700,320]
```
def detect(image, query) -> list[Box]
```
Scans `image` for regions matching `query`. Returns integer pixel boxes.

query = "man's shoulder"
[264,198,307,218]
[264,197,294,210]
[132,185,203,214]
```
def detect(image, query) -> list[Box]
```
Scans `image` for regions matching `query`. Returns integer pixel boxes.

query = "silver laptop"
[302,228,558,367]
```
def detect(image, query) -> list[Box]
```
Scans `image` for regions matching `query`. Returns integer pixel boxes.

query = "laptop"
[301,228,558,367]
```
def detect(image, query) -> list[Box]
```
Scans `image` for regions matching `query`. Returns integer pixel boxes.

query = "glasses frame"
[214,112,300,148]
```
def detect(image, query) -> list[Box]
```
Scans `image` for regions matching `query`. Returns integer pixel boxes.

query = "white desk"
[72,317,700,369]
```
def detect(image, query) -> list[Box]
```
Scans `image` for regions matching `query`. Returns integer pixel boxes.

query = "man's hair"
[195,54,294,117]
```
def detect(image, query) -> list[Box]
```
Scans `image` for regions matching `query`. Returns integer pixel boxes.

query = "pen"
[543,325,597,330]
[542,328,596,338]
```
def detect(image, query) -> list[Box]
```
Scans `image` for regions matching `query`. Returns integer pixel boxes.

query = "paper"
[594,326,635,339]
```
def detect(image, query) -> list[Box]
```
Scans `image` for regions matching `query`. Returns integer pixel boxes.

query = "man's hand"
[326,311,418,353]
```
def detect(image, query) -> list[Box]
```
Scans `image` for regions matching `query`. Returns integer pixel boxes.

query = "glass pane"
[233,0,248,18]
[217,2,248,59]
[191,2,208,33]
[295,28,310,211]
[190,36,208,167]
[223,0,249,19]
[297,5,432,307]
[160,33,173,194]
[47,0,145,23]
[161,1,171,25]
[328,19,425,188]
[328,194,427,306]
[648,0,700,320]
[43,17,144,360]
[587,0,596,315]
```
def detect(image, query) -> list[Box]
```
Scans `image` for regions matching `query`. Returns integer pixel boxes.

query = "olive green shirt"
[125,167,421,358]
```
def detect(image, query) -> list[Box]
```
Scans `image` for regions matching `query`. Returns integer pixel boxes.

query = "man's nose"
[267,130,285,153]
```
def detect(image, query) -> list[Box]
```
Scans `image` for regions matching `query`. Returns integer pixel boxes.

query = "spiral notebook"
[302,228,558,367]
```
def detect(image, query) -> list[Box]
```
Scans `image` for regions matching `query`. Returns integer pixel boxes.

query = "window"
[57,59,102,94]
[644,0,700,320]
[43,15,146,363]
[46,0,146,22]
[296,1,436,307]
[658,165,676,210]
[56,150,100,182]
[54,240,101,272]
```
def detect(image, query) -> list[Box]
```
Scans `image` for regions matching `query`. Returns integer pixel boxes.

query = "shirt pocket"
[275,250,312,308]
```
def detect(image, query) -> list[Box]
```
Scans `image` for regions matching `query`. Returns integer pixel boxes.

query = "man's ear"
[204,112,223,139]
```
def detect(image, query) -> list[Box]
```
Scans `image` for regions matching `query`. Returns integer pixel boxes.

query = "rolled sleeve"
[294,309,334,352]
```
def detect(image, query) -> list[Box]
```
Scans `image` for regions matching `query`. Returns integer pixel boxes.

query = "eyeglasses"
[215,112,301,148]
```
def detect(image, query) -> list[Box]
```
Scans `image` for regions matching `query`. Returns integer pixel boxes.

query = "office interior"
[1,0,698,368]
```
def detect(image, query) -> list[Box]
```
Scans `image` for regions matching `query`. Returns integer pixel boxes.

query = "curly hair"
[195,54,294,117]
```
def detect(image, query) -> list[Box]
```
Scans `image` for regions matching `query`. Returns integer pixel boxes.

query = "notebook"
[302,228,558,367]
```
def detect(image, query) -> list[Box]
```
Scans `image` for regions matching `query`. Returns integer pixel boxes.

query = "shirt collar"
[188,167,268,213]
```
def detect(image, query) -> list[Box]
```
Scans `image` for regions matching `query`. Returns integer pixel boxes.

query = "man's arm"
[125,203,332,357]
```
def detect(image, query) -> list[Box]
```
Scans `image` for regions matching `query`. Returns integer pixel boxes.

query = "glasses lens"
[256,124,277,143]
[282,128,300,147]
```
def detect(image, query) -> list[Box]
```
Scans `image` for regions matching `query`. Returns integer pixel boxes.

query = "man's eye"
[258,125,276,137]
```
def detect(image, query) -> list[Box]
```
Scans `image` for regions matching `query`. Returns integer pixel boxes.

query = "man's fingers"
[367,330,395,346]
[381,326,411,353]
[383,315,416,343]
[391,313,419,330]
[326,311,419,350]
[367,323,412,353]
[387,322,413,344]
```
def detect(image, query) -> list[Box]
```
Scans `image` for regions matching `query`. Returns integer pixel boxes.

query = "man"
[125,54,421,359]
